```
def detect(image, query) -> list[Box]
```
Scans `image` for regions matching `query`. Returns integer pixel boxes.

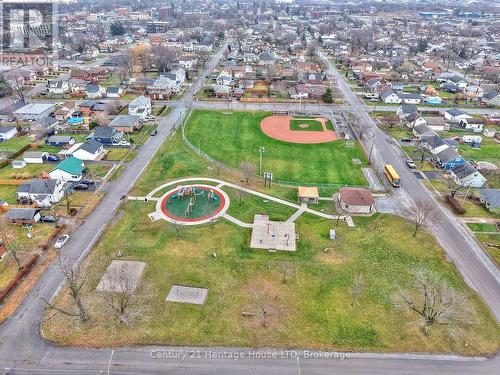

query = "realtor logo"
[0,0,57,67]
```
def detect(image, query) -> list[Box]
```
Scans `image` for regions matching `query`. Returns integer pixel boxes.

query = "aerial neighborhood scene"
[0,0,499,374]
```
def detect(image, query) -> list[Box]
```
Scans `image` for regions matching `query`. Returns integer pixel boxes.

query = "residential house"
[476,189,500,214]
[92,126,123,145]
[178,55,198,70]
[108,115,142,133]
[214,85,231,98]
[54,102,76,120]
[435,147,465,170]
[482,91,500,106]
[0,126,17,142]
[422,135,448,154]
[380,90,402,104]
[72,139,104,161]
[398,92,422,104]
[406,112,427,128]
[216,70,233,86]
[49,156,84,181]
[47,79,70,95]
[459,118,485,132]
[259,52,275,66]
[444,109,470,123]
[424,116,446,131]
[13,103,56,121]
[397,104,418,119]
[106,86,123,98]
[16,179,65,207]
[128,95,152,119]
[412,123,437,140]
[0,101,25,122]
[338,188,375,214]
[6,208,41,225]
[23,151,48,164]
[85,84,106,99]
[46,135,75,147]
[450,162,487,188]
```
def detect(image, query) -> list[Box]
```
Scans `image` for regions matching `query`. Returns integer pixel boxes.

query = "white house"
[397,93,422,104]
[128,95,152,119]
[47,79,70,95]
[178,56,198,70]
[459,118,484,132]
[14,103,56,121]
[444,109,470,123]
[49,156,84,182]
[16,179,65,207]
[450,162,487,188]
[380,90,402,104]
[0,126,17,141]
[72,139,104,161]
[216,70,233,86]
[23,151,48,164]
[85,84,106,99]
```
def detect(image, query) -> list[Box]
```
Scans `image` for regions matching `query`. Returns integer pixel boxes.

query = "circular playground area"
[158,184,229,225]
[260,115,338,144]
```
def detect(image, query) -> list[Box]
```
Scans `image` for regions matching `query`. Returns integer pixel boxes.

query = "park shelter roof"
[298,186,319,199]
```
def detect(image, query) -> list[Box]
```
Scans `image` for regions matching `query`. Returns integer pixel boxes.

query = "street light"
[259,146,265,176]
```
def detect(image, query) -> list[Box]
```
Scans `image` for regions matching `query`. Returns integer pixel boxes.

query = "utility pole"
[368,133,375,165]
[259,146,265,176]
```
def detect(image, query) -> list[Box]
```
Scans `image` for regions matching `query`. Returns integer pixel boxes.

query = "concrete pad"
[250,214,296,251]
[166,285,208,305]
[96,260,146,293]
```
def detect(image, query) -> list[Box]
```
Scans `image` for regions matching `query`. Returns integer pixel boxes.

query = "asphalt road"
[0,43,498,374]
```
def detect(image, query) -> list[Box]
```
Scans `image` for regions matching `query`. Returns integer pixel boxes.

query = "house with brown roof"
[338,188,375,214]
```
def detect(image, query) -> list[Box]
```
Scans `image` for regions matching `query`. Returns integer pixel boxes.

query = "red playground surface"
[260,115,338,144]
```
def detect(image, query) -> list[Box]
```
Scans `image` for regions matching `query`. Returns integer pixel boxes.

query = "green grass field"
[184,111,367,186]
[0,136,30,153]
[42,129,499,354]
[289,119,324,131]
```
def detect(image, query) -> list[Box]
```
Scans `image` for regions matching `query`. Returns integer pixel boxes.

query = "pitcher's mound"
[260,115,338,144]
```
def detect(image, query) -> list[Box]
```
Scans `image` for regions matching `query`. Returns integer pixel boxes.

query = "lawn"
[467,223,498,233]
[0,136,30,153]
[0,163,52,180]
[106,148,138,162]
[289,119,324,132]
[184,110,368,186]
[0,185,18,203]
[475,233,500,264]
[42,131,499,354]
[458,137,499,164]
[42,201,500,354]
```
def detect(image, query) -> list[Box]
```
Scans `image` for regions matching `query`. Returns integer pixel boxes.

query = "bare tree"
[155,46,179,74]
[115,52,134,83]
[240,162,256,185]
[171,221,183,240]
[446,178,463,198]
[280,261,295,284]
[44,252,89,324]
[392,267,476,335]
[0,215,25,270]
[349,273,365,306]
[403,199,438,237]
[214,160,224,175]
[9,81,26,103]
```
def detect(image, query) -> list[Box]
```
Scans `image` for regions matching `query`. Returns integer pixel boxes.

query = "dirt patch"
[260,115,338,144]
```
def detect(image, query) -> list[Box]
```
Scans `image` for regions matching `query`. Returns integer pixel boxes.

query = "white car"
[54,234,69,249]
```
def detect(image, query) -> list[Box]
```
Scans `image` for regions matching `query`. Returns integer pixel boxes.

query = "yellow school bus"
[384,164,401,187]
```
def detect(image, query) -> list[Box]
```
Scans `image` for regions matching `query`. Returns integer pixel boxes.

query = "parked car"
[40,215,57,223]
[145,115,155,121]
[81,179,95,186]
[150,129,158,136]
[406,159,416,169]
[53,234,69,249]
[47,155,60,162]
[73,183,90,190]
